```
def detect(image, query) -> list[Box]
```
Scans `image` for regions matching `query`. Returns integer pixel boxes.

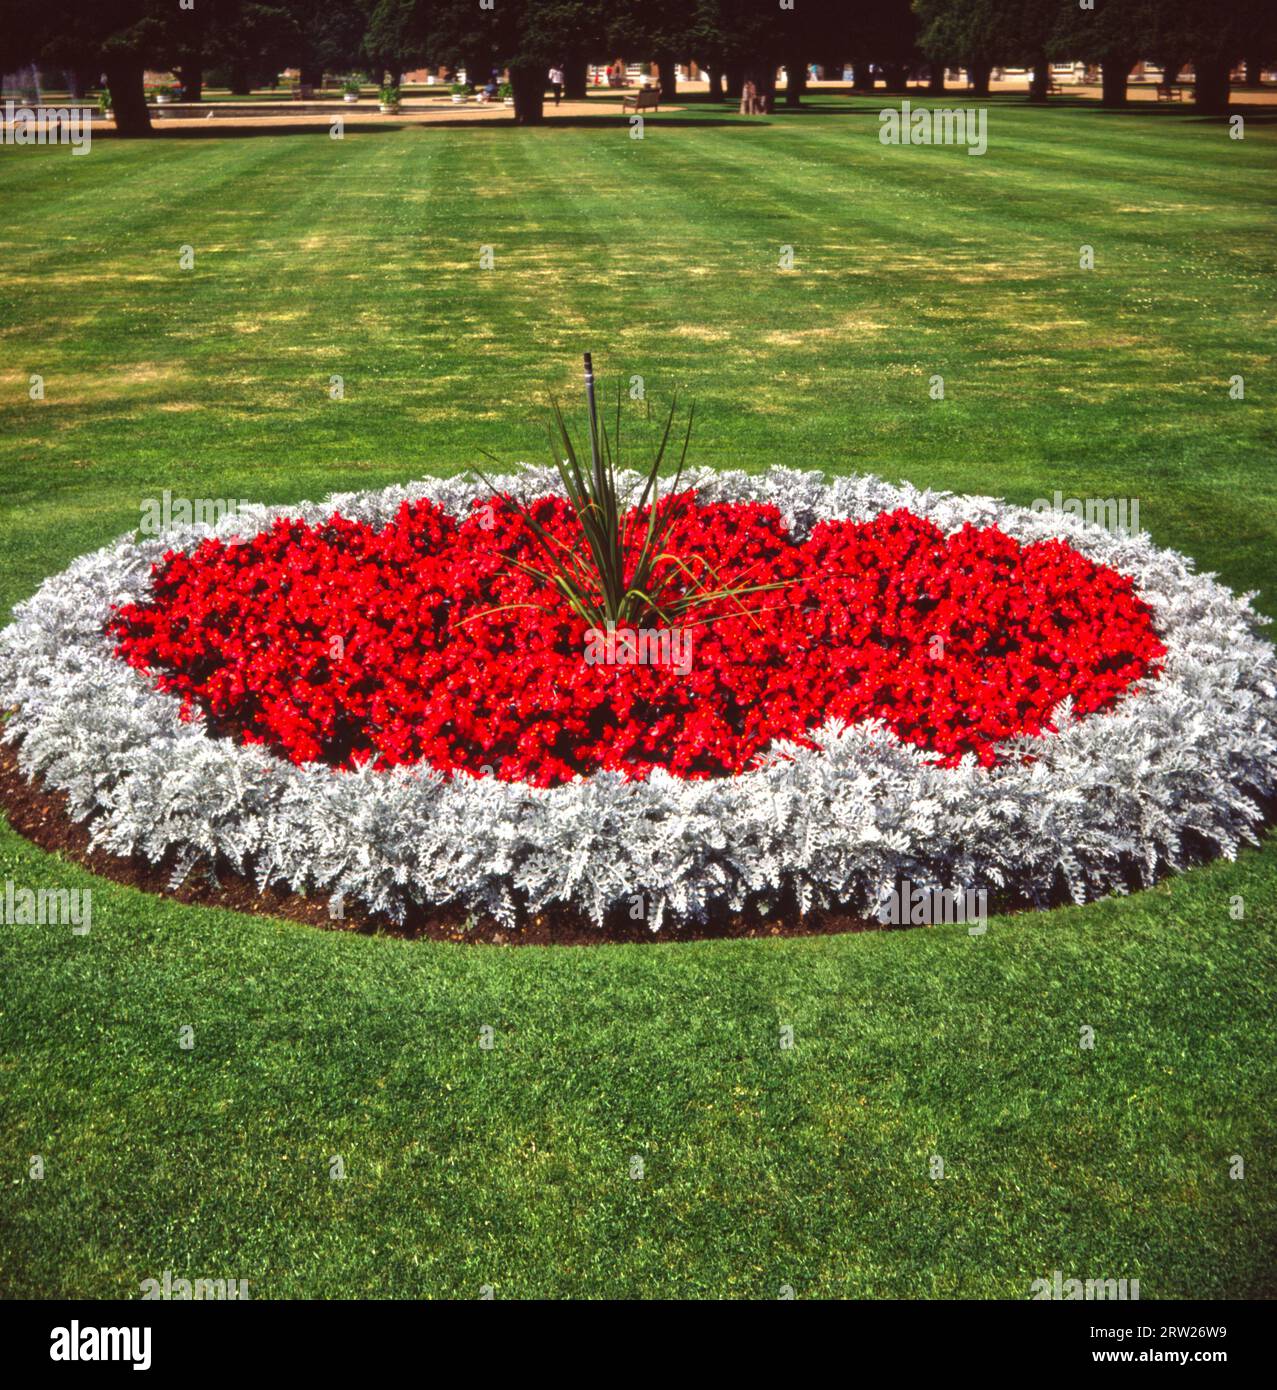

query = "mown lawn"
[1,95,1275,1298]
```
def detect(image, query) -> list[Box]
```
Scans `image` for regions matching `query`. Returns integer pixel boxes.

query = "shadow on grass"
[109,122,410,139]
[121,115,764,138]
[93,92,1277,140]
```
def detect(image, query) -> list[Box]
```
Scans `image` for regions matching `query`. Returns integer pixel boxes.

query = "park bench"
[622,88,662,113]
[1156,84,1186,101]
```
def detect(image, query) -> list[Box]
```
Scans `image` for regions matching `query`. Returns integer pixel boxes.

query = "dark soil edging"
[0,740,897,945]
[5,737,1269,947]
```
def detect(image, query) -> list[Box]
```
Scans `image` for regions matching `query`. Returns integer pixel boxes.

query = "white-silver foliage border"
[2,467,1275,932]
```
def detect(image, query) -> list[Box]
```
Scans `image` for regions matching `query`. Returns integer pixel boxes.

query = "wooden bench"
[622,88,661,113]
[1156,84,1186,101]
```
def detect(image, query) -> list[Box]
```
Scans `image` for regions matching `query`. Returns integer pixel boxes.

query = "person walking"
[548,64,564,105]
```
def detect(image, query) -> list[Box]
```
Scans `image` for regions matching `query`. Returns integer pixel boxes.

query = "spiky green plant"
[473,354,790,631]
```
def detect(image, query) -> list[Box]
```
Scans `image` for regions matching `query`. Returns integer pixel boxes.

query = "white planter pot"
[343,93,360,103]
[451,94,465,103]
[503,98,514,107]
[155,94,172,104]
[379,103,400,114]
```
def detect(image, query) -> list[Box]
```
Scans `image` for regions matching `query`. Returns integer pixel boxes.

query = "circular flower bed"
[2,467,1275,932]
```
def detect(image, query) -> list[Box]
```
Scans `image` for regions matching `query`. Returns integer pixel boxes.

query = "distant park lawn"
[1,95,1275,1298]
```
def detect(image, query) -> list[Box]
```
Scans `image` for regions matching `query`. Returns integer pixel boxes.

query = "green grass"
[1,94,1275,1298]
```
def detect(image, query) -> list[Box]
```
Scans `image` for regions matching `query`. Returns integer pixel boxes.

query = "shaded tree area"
[3,0,302,133]
[363,0,424,87]
[5,0,1273,137]
[920,0,1277,112]
[283,0,373,90]
[209,5,303,95]
[846,0,920,96]
[1050,0,1166,108]
[417,1,602,124]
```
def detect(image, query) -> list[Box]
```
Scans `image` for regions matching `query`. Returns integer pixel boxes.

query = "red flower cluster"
[108,495,1165,786]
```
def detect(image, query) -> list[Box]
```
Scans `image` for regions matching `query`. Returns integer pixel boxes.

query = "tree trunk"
[229,64,252,95]
[707,65,723,99]
[564,56,588,100]
[882,62,908,93]
[104,60,151,136]
[653,52,677,100]
[755,62,778,110]
[1029,52,1049,102]
[177,58,203,102]
[785,53,807,106]
[1157,58,1182,85]
[1243,55,1264,87]
[724,64,743,100]
[1100,57,1132,107]
[929,61,945,95]
[510,65,546,124]
[1193,55,1231,112]
[299,64,323,89]
[968,61,991,96]
[853,63,874,92]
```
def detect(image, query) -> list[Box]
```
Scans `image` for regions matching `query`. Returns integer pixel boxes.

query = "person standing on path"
[549,65,564,105]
